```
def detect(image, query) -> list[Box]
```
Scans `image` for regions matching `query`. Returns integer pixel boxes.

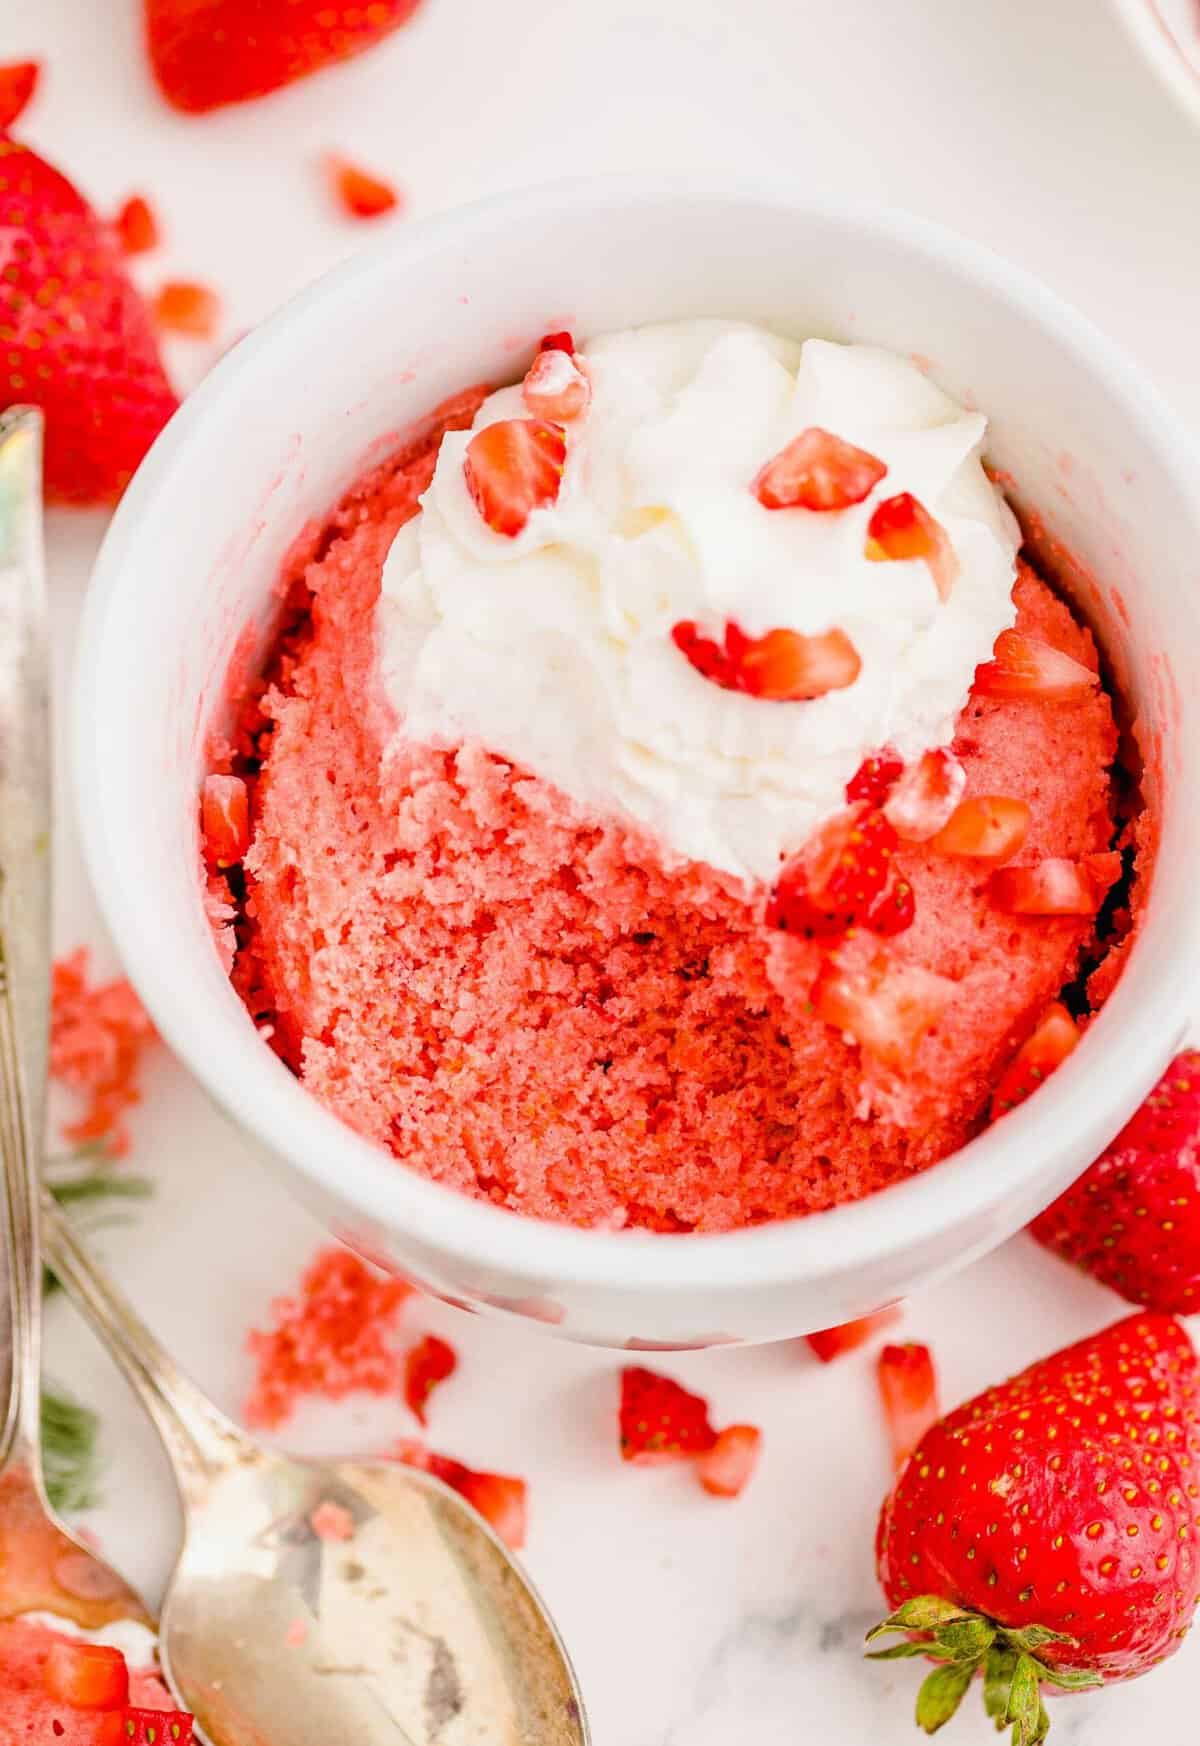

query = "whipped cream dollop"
[377,321,1021,882]
[24,1611,158,1668]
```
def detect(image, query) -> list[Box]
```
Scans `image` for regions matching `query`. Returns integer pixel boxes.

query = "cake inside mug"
[200,321,1153,1234]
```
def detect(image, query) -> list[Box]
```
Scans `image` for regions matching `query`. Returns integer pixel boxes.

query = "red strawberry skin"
[1032,1052,1200,1314]
[145,0,422,113]
[876,1314,1200,1686]
[0,140,177,504]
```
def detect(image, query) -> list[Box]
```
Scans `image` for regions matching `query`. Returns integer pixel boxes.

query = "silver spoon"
[0,407,590,1746]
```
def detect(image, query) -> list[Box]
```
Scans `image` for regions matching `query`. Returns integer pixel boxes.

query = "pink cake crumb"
[244,1244,413,1429]
[285,1617,309,1647]
[49,947,157,1157]
[309,1500,355,1542]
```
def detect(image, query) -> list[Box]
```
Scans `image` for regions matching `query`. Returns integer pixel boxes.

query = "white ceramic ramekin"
[75,179,1200,1347]
[1111,0,1200,129]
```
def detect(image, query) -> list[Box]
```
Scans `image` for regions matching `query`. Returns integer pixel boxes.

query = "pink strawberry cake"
[203,322,1150,1233]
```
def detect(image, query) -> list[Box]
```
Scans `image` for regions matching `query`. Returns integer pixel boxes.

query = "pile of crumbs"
[49,947,157,1156]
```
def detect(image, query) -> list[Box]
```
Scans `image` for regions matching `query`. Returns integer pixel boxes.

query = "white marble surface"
[4,0,1200,1740]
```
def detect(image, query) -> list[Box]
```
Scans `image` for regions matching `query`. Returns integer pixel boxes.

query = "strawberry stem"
[867,1596,1101,1741]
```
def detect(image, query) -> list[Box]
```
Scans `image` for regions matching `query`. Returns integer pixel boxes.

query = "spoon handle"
[41,1200,260,1507]
[0,408,50,1478]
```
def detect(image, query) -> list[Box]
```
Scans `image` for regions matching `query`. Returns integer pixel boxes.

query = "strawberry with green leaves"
[1032,1051,1200,1314]
[870,1314,1200,1742]
[0,139,177,503]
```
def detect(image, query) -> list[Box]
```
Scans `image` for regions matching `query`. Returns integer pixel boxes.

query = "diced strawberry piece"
[864,875,915,936]
[989,852,1120,917]
[673,620,861,702]
[153,280,221,339]
[326,154,400,220]
[972,629,1099,701]
[403,1333,457,1426]
[619,1365,717,1465]
[738,626,861,700]
[109,1711,194,1745]
[866,493,959,600]
[0,60,39,129]
[201,774,250,868]
[752,427,887,511]
[932,794,1030,860]
[812,949,955,1069]
[805,1307,902,1362]
[145,0,420,113]
[538,330,575,353]
[522,347,590,421]
[697,1424,762,1498]
[991,1001,1080,1118]
[115,194,160,255]
[464,418,566,536]
[453,1469,528,1550]
[767,805,897,937]
[44,1640,129,1710]
[882,749,966,842]
[877,1342,941,1472]
[845,751,903,806]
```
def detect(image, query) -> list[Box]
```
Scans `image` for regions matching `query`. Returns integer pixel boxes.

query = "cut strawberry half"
[864,875,916,937]
[0,60,39,129]
[932,795,1030,860]
[812,949,955,1069]
[115,194,160,256]
[326,154,400,220]
[882,749,966,843]
[989,852,1120,917]
[767,805,897,937]
[697,1424,762,1498]
[464,418,566,536]
[153,280,221,339]
[619,1365,717,1465]
[44,1639,129,1710]
[972,629,1099,701]
[805,1307,902,1362]
[522,346,590,421]
[538,330,575,353]
[201,774,250,868]
[877,1341,941,1472]
[845,751,904,806]
[107,1711,194,1745]
[752,427,887,511]
[403,1333,457,1426]
[991,1001,1080,1119]
[865,493,959,600]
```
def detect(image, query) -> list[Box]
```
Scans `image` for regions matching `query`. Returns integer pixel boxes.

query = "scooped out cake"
[202,321,1148,1233]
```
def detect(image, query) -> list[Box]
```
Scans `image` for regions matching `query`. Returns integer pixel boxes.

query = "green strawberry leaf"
[867,1595,971,1641]
[867,1640,940,1662]
[915,1659,979,1735]
[936,1617,996,1661]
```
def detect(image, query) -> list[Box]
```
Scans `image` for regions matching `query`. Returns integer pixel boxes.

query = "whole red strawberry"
[145,0,422,113]
[871,1315,1200,1741]
[1032,1051,1200,1314]
[0,139,177,503]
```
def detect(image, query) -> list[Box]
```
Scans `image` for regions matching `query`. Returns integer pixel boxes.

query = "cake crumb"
[245,1245,412,1429]
[49,947,156,1157]
[310,1501,355,1543]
